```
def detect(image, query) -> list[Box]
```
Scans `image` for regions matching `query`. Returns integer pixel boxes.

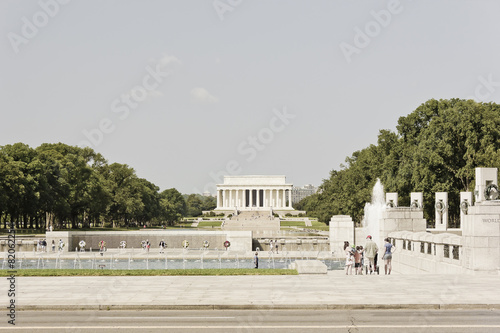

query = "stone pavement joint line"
[6,273,500,311]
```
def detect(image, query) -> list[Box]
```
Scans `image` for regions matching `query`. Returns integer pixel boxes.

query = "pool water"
[7,258,344,270]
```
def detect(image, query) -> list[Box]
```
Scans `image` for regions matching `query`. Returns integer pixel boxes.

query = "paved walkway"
[5,271,500,310]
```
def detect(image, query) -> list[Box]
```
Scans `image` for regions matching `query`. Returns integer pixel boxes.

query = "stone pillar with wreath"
[435,192,448,231]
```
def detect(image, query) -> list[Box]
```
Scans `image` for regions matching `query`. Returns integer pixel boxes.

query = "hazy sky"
[2,0,500,194]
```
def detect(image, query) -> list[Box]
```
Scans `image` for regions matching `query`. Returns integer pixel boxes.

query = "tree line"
[0,143,215,230]
[296,99,500,226]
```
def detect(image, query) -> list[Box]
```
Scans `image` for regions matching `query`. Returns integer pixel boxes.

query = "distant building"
[291,184,317,204]
[203,191,213,197]
[215,175,293,211]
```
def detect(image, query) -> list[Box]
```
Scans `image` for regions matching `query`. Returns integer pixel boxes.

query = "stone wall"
[462,201,500,274]
[45,230,252,252]
[252,237,329,252]
[389,231,465,274]
[377,208,426,248]
[329,215,354,255]
[0,237,38,252]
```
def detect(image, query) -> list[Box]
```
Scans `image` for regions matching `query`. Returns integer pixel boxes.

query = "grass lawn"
[280,221,305,227]
[175,221,193,228]
[0,269,297,277]
[197,221,222,227]
[310,221,329,231]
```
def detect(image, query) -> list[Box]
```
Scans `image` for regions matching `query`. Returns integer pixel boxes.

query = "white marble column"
[256,188,260,207]
[263,189,267,207]
[243,189,246,208]
[222,189,226,208]
[217,189,221,209]
[229,189,233,208]
[288,188,292,208]
[249,189,253,207]
[282,188,286,209]
[235,189,239,208]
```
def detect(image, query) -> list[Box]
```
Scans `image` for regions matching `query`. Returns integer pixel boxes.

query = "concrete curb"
[18,303,500,311]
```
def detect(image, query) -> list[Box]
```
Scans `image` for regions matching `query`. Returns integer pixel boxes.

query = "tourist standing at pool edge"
[159,239,165,253]
[383,238,395,275]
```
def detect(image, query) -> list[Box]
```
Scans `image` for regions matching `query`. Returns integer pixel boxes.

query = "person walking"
[159,239,165,254]
[383,238,395,275]
[254,252,259,269]
[364,235,379,274]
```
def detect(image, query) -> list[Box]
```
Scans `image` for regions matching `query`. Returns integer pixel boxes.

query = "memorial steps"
[222,211,280,231]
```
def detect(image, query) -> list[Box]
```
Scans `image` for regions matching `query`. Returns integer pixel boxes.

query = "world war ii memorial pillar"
[435,192,448,231]
[462,168,500,274]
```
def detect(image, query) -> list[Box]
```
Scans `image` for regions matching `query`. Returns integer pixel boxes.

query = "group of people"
[141,239,151,252]
[37,239,48,252]
[38,239,63,252]
[269,239,279,253]
[344,236,395,275]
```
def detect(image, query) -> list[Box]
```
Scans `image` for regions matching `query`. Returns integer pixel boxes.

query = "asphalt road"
[3,309,500,332]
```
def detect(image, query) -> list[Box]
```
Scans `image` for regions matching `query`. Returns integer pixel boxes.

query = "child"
[359,246,365,275]
[354,246,362,275]
[344,241,353,275]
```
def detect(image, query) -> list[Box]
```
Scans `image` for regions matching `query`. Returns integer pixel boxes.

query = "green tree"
[104,163,144,227]
[160,188,186,225]
[201,195,216,211]
[304,99,500,226]
[185,194,203,217]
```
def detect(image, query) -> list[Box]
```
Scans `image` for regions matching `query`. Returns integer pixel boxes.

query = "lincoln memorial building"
[215,175,293,211]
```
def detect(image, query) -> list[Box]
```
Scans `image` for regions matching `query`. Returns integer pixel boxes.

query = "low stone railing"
[388,231,463,274]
